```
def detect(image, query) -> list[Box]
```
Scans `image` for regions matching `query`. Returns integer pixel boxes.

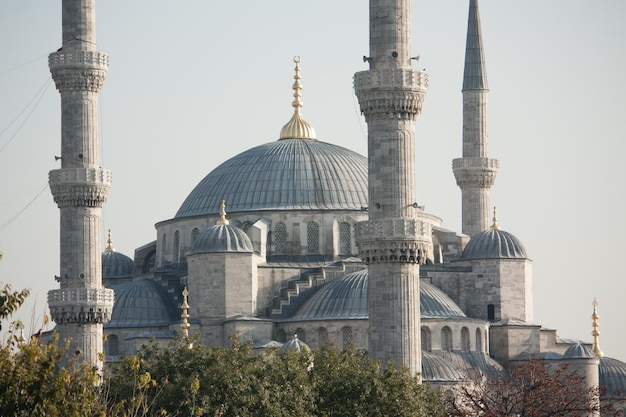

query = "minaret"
[591,298,604,358]
[47,0,114,369]
[354,0,430,376]
[453,0,499,237]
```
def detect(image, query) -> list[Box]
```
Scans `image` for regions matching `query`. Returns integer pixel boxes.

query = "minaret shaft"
[453,0,498,237]
[355,0,429,377]
[48,0,113,369]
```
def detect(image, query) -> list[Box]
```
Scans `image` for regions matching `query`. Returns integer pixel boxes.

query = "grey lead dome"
[462,228,528,260]
[175,138,368,218]
[190,223,254,254]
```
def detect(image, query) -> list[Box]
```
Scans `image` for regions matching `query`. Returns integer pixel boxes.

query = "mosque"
[47,0,625,412]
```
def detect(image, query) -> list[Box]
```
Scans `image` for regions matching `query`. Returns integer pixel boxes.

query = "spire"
[181,287,190,338]
[591,298,604,358]
[216,200,230,225]
[279,57,317,140]
[490,206,500,230]
[104,229,115,253]
[463,0,488,91]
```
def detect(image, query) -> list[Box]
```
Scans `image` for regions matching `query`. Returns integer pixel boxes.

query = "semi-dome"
[189,223,253,254]
[563,342,595,359]
[422,352,466,382]
[105,280,179,328]
[293,270,467,320]
[175,138,368,218]
[102,231,133,279]
[600,357,626,396]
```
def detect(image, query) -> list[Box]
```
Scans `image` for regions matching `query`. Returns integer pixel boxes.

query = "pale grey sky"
[1,1,625,360]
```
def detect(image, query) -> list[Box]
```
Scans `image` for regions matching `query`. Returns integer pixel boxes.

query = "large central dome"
[176,138,368,218]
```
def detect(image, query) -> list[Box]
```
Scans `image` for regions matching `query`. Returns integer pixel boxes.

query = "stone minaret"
[47,0,114,369]
[453,0,499,237]
[354,0,430,377]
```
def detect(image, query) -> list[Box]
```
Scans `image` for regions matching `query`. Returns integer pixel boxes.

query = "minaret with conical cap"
[47,0,114,369]
[354,0,430,377]
[453,0,499,237]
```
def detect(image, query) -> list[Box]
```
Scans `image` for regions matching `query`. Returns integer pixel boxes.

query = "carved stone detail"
[355,218,432,265]
[354,69,427,119]
[48,288,114,324]
[49,51,108,92]
[452,157,499,188]
[49,168,111,208]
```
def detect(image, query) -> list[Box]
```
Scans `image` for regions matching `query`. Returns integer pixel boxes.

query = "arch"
[173,230,180,263]
[318,327,329,346]
[307,222,320,254]
[106,334,119,356]
[475,328,483,353]
[295,328,306,343]
[341,326,353,350]
[161,233,167,264]
[191,228,200,243]
[276,329,286,343]
[421,326,432,352]
[487,304,495,321]
[461,327,470,352]
[339,222,351,255]
[441,326,452,352]
[142,250,156,273]
[274,222,287,255]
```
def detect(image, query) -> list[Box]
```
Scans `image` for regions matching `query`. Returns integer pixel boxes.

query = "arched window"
[318,327,329,346]
[106,334,119,356]
[341,326,353,350]
[441,326,452,352]
[461,327,470,351]
[421,326,432,352]
[275,222,287,254]
[475,328,482,353]
[295,328,306,343]
[307,222,320,254]
[487,304,495,321]
[173,230,180,263]
[161,233,167,263]
[191,228,200,243]
[339,222,351,255]
[276,329,286,343]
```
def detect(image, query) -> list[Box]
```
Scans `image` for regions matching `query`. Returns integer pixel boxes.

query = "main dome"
[175,138,368,218]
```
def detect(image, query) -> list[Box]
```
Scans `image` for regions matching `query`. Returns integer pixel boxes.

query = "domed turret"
[189,201,253,254]
[102,230,133,280]
[280,333,310,354]
[462,209,527,260]
[106,279,179,328]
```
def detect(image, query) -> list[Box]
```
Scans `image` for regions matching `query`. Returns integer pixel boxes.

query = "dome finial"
[591,297,604,358]
[279,57,317,140]
[490,206,500,230]
[181,287,190,338]
[105,229,115,253]
[216,200,230,225]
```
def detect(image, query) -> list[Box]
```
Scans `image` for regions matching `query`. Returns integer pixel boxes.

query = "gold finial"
[490,206,501,230]
[181,287,190,338]
[216,200,229,225]
[105,229,115,253]
[279,56,317,140]
[591,297,604,358]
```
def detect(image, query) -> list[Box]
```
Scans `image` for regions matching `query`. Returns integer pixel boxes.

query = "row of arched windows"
[273,221,353,256]
[421,326,484,353]
[277,326,354,349]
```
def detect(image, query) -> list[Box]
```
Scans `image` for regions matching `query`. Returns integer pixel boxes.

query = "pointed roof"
[463,0,488,91]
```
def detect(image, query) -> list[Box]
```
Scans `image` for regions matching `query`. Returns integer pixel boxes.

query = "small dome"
[462,228,527,260]
[189,224,253,254]
[280,334,310,354]
[600,357,626,396]
[102,251,133,279]
[293,270,466,320]
[106,280,179,328]
[563,343,595,359]
[422,352,466,382]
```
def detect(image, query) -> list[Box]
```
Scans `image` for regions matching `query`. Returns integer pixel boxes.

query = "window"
[307,222,319,254]
[161,233,167,263]
[191,228,200,243]
[106,334,119,356]
[476,328,482,352]
[461,327,470,351]
[339,222,351,255]
[487,304,495,321]
[318,327,329,346]
[276,329,286,343]
[342,326,353,349]
[173,230,180,263]
[275,222,287,254]
[421,326,431,351]
[295,328,306,343]
[441,326,452,352]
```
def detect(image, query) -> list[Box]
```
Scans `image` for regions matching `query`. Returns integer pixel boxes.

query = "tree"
[105,337,445,417]
[446,358,621,417]
[0,282,30,331]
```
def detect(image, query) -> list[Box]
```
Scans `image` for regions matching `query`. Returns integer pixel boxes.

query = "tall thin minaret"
[453,0,499,237]
[354,0,430,377]
[47,0,114,369]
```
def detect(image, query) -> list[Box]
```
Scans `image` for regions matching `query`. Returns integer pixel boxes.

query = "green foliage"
[0,282,30,330]
[106,337,445,417]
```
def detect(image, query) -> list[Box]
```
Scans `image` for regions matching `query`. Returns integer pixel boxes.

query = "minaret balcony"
[452,157,499,188]
[49,51,108,92]
[48,287,114,324]
[49,167,112,208]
